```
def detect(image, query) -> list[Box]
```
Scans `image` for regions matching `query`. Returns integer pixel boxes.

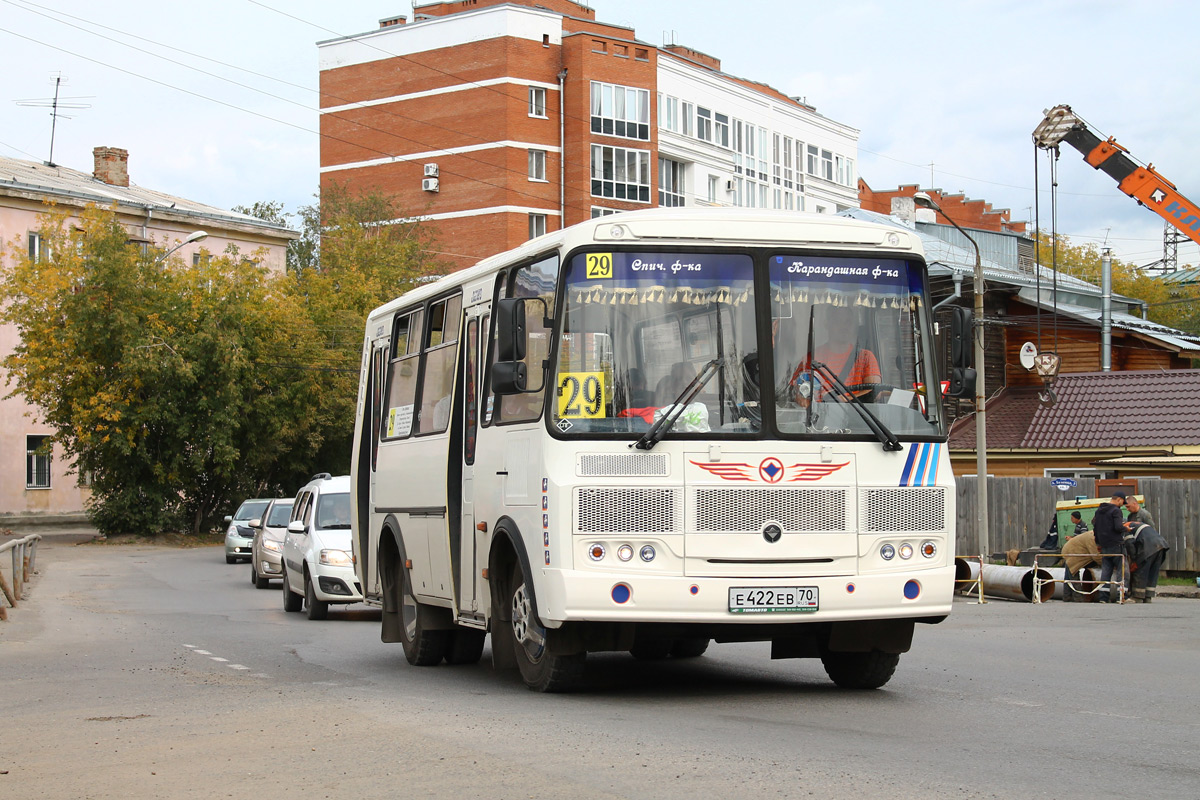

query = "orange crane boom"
[1033,105,1200,247]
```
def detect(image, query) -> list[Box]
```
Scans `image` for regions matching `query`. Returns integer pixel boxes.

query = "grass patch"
[1158,575,1199,586]
[79,532,223,548]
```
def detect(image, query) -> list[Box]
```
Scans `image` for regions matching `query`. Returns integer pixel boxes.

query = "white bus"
[351,209,954,692]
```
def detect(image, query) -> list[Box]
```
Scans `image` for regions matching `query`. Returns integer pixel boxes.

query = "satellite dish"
[1019,341,1038,370]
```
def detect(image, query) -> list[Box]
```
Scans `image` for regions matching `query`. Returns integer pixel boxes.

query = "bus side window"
[464,317,479,464]
[383,309,423,440]
[498,255,558,424]
[418,295,462,435]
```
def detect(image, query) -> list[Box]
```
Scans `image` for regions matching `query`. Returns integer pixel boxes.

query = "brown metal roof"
[949,369,1200,450]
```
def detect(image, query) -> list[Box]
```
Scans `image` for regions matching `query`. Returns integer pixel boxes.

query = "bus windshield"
[552,250,944,440]
[554,251,757,436]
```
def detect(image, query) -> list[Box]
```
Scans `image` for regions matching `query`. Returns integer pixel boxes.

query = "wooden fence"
[955,477,1198,572]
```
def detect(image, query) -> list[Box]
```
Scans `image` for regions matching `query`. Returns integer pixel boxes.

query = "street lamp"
[154,230,208,265]
[912,192,989,564]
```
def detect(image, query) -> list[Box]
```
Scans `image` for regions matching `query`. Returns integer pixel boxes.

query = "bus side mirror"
[492,361,528,395]
[496,298,527,361]
[950,306,973,370]
[947,367,976,398]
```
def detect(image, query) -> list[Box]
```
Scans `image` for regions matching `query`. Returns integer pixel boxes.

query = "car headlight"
[261,539,281,553]
[319,549,353,566]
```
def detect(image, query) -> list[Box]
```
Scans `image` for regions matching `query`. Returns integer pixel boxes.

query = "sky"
[2,0,1198,268]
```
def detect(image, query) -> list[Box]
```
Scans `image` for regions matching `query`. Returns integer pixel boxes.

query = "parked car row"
[223,473,362,621]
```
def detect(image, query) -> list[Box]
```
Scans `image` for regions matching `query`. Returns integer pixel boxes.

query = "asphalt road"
[3,533,1199,799]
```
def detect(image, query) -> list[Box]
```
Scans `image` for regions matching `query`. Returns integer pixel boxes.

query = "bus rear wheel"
[820,649,900,690]
[397,562,450,666]
[670,638,710,659]
[508,562,584,692]
[445,629,486,665]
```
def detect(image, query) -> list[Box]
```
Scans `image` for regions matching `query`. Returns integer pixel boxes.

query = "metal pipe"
[1101,248,1112,371]
[1044,567,1100,601]
[932,272,964,312]
[557,68,567,230]
[961,562,1054,602]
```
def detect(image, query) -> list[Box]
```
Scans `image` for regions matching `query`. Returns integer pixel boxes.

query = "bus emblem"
[691,459,849,482]
[759,458,784,483]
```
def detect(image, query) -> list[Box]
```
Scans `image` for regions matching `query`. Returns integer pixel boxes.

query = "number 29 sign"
[557,372,606,418]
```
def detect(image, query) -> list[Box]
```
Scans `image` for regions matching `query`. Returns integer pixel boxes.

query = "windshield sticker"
[557,372,607,418]
[388,404,414,438]
[556,418,573,432]
[585,253,614,279]
[771,256,908,288]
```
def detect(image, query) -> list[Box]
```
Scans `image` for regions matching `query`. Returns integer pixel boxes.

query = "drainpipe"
[933,272,964,312]
[1101,248,1112,371]
[557,68,567,230]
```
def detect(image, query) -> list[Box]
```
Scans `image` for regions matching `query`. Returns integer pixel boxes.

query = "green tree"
[0,207,324,534]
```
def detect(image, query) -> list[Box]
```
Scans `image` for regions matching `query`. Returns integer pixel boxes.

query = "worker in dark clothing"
[1124,519,1170,603]
[1093,491,1127,603]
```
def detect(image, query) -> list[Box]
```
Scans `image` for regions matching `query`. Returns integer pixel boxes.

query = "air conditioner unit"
[724,179,737,192]
[422,177,440,192]
[423,163,439,177]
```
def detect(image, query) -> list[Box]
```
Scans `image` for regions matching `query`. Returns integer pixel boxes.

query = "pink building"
[0,147,297,524]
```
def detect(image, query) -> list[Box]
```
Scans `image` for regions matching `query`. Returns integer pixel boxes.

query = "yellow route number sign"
[585,253,613,279]
[557,372,607,418]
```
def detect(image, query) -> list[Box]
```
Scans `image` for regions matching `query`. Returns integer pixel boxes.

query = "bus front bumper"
[537,565,955,626]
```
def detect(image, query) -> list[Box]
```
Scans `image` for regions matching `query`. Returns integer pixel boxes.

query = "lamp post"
[913,192,989,563]
[154,230,208,265]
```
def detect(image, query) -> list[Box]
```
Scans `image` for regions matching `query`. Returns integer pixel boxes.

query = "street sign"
[1050,477,1077,489]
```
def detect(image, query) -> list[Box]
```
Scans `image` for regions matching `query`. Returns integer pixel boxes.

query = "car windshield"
[266,502,293,527]
[552,251,758,437]
[767,254,943,437]
[234,500,269,521]
[316,492,351,529]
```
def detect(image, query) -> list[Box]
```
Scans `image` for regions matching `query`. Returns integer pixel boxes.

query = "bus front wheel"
[820,649,900,690]
[397,562,450,666]
[508,562,584,692]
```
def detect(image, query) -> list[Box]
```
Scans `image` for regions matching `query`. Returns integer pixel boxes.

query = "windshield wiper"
[631,359,720,451]
[811,361,903,451]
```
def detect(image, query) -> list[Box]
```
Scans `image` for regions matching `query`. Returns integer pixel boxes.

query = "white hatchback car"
[281,474,361,620]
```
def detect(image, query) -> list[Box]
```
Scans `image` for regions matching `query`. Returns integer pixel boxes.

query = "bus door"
[454,309,486,615]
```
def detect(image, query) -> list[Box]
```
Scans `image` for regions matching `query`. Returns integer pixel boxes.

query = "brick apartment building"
[318,0,860,267]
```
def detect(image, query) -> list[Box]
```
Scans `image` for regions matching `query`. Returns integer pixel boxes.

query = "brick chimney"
[93,146,129,187]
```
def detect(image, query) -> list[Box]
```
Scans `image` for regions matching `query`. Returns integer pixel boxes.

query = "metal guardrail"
[0,533,41,621]
[1032,552,1125,604]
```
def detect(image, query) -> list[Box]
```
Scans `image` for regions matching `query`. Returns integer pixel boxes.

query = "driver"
[783,305,881,401]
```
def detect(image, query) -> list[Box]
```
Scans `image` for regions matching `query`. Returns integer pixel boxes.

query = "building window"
[681,102,693,137]
[26,435,51,490]
[707,175,718,203]
[836,155,855,187]
[591,206,619,218]
[529,213,547,239]
[821,149,834,181]
[528,149,547,181]
[758,129,769,181]
[634,47,649,61]
[592,39,607,54]
[782,137,795,189]
[807,144,819,176]
[658,94,678,133]
[27,232,48,262]
[696,107,712,142]
[590,144,651,202]
[714,113,729,148]
[528,87,547,118]
[659,158,686,207]
[590,81,650,140]
[613,44,628,58]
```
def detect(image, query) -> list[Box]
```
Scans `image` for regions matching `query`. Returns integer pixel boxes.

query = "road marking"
[184,645,268,678]
[210,657,228,662]
[228,664,251,670]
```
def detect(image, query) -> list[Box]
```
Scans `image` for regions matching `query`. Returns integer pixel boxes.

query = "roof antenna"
[15,73,92,167]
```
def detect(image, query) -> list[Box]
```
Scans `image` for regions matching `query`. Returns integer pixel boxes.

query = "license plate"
[728,586,818,614]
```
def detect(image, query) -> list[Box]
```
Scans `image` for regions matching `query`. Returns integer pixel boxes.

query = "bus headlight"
[588,543,606,561]
[899,543,914,560]
[880,543,896,560]
[639,545,656,562]
[921,540,937,558]
[617,544,634,562]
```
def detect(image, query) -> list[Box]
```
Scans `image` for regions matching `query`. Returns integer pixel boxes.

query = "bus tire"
[304,572,329,621]
[670,638,710,659]
[397,562,450,666]
[282,565,303,612]
[508,562,585,692]
[820,649,900,690]
[445,629,486,665]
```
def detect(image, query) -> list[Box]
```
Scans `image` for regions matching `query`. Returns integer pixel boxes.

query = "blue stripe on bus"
[900,444,919,486]
[914,443,931,488]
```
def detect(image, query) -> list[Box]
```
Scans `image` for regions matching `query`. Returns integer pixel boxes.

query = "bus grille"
[577,453,669,477]
[576,488,678,533]
[860,488,945,531]
[693,488,847,533]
